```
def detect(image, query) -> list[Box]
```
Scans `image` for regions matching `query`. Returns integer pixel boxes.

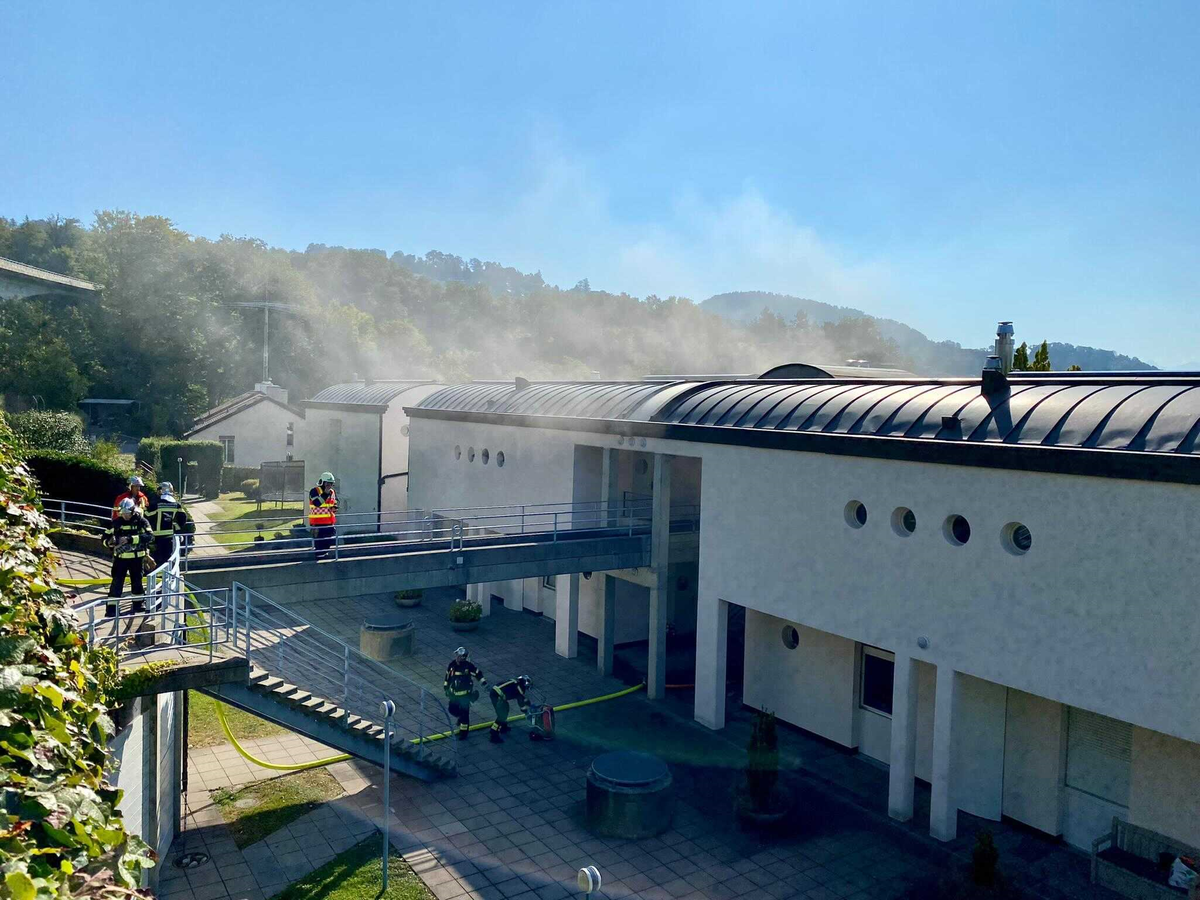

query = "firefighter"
[444,646,487,740]
[309,472,338,558]
[103,498,152,616]
[112,475,149,520]
[148,481,194,566]
[488,675,532,743]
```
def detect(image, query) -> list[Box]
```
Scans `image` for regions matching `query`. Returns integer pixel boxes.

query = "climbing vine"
[0,411,153,899]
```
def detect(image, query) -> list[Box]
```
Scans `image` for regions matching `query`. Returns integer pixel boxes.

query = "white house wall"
[300,408,381,518]
[381,385,442,512]
[1002,689,1067,836]
[1129,726,1200,848]
[189,400,297,468]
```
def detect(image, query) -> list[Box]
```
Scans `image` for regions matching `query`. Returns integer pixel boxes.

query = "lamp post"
[177,457,183,496]
[379,699,395,891]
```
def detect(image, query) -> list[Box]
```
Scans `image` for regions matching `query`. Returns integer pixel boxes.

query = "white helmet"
[160,481,175,495]
[119,498,136,513]
[129,476,144,487]
[454,646,468,659]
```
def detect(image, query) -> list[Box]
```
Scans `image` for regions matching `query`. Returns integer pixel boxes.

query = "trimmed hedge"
[135,435,171,472]
[9,410,92,454]
[221,464,261,493]
[160,440,223,498]
[25,450,158,508]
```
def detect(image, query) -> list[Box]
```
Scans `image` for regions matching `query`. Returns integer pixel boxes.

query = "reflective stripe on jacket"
[444,659,485,696]
[104,516,151,558]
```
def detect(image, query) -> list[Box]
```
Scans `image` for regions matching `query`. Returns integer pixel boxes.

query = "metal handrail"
[230,582,454,766]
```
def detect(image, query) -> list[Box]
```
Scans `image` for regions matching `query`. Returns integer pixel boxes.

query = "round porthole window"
[1002,522,1032,555]
[496,451,505,468]
[454,445,461,460]
[467,447,476,463]
[782,626,800,650]
[401,424,410,436]
[482,448,490,465]
[891,507,916,537]
[637,459,649,476]
[944,514,971,546]
[844,500,868,529]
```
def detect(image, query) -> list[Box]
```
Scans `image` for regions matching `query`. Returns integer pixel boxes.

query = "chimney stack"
[254,380,288,404]
[995,322,1015,374]
[981,356,1008,398]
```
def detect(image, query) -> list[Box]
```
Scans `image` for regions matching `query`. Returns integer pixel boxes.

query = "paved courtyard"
[161,588,1116,900]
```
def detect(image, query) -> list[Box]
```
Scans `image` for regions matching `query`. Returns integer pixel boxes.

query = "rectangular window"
[860,646,895,717]
[286,422,294,447]
[1066,707,1132,806]
[543,575,556,591]
[219,435,235,464]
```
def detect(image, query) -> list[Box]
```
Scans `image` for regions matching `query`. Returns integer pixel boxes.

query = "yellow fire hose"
[215,682,647,772]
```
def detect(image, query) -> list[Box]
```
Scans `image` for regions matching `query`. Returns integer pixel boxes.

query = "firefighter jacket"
[103,513,152,559]
[491,679,531,712]
[444,659,486,699]
[149,498,194,538]
[112,490,149,519]
[309,486,338,527]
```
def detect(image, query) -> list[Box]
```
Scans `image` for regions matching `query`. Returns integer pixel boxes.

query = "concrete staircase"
[204,668,455,782]
[211,583,458,782]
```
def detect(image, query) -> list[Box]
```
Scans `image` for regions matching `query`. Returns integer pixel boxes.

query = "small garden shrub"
[221,464,261,493]
[449,598,482,623]
[240,478,261,500]
[972,830,1000,886]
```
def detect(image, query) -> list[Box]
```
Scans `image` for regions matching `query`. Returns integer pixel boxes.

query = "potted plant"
[395,588,423,609]
[735,708,792,829]
[449,598,482,632]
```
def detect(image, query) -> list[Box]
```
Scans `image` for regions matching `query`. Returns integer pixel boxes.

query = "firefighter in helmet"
[309,472,338,558]
[147,481,194,566]
[103,498,152,616]
[488,675,532,744]
[443,646,487,740]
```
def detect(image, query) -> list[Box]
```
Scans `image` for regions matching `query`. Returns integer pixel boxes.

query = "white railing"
[229,582,455,768]
[75,582,232,661]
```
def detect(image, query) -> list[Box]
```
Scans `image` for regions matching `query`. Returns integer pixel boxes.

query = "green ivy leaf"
[5,870,36,900]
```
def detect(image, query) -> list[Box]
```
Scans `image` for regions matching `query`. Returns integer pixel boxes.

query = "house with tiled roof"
[185,381,305,467]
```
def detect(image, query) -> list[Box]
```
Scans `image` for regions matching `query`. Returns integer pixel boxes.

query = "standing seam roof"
[307,381,435,406]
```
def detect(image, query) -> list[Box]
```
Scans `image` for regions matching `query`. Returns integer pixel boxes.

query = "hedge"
[160,440,223,498]
[9,410,92,454]
[25,450,158,509]
[221,464,261,493]
[0,412,154,894]
[135,435,171,472]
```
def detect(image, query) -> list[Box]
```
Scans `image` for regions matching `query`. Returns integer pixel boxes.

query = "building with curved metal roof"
[308,380,437,409]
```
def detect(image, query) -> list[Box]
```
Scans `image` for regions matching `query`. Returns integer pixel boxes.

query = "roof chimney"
[981,355,1008,398]
[995,321,1015,374]
[254,380,289,404]
[514,376,530,392]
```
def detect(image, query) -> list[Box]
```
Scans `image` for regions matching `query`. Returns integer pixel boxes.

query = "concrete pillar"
[555,573,579,659]
[601,448,621,527]
[598,575,616,676]
[929,665,960,841]
[694,595,728,729]
[888,653,919,822]
[648,455,672,700]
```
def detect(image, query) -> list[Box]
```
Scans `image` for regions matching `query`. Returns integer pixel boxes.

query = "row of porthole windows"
[843,500,1032,556]
[453,445,505,467]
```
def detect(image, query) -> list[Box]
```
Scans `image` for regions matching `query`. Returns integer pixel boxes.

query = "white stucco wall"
[299,408,381,518]
[1129,726,1200,849]
[111,704,145,844]
[743,613,858,747]
[156,693,178,860]
[381,385,442,512]
[189,398,298,468]
[1002,689,1066,836]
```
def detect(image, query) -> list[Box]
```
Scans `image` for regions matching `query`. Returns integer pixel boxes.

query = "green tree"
[1012,342,1031,371]
[1032,340,1051,371]
[1067,364,1082,371]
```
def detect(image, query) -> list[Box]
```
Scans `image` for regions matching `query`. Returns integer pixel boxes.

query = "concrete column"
[929,665,960,841]
[598,574,616,676]
[888,653,919,822]
[648,455,672,700]
[694,595,728,729]
[601,448,621,527]
[555,573,579,659]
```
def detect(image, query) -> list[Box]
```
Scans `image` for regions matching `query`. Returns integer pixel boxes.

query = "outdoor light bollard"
[379,699,396,891]
[577,866,602,898]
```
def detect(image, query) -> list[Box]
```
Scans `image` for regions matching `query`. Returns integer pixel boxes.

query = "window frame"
[859,645,896,718]
[543,575,556,591]
[218,435,236,464]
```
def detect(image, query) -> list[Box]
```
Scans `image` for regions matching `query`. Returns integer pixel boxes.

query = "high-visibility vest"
[309,489,337,527]
[149,501,184,537]
[107,520,150,558]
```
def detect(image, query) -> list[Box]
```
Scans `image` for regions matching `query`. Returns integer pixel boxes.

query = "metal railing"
[43,496,701,569]
[230,582,455,767]
[76,582,232,661]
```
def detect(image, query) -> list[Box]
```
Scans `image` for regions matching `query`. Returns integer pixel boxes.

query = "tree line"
[1,212,911,435]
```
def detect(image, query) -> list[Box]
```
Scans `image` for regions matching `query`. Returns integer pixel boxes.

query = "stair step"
[283,689,314,706]
[251,676,286,693]
[270,682,300,698]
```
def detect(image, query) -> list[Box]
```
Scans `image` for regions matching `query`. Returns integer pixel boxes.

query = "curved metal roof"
[651,380,1200,453]
[416,376,1200,456]
[308,380,435,407]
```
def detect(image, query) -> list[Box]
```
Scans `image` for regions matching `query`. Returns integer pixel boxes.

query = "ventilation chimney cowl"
[982,356,1009,398]
[514,376,530,392]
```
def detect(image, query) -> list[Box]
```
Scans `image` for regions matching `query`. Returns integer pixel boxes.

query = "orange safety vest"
[309,489,337,527]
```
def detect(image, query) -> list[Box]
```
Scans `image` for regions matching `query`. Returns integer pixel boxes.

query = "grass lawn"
[213,769,344,848]
[270,838,434,900]
[207,493,305,548]
[188,690,288,748]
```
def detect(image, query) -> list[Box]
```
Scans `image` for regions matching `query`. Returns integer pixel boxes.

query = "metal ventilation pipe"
[995,322,1015,374]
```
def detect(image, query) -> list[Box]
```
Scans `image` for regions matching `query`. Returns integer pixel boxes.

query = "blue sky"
[3,2,1199,365]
